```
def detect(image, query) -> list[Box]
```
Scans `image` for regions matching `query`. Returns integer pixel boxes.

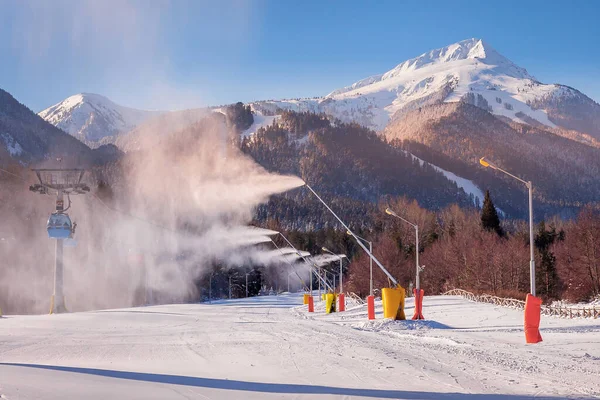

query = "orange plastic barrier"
[367,295,375,320]
[338,293,345,312]
[524,294,543,344]
[381,285,406,320]
[412,289,424,320]
[303,293,310,305]
[308,296,314,312]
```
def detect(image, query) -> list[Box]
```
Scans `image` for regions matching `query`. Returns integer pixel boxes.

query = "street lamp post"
[479,157,542,344]
[348,231,373,297]
[385,208,420,291]
[479,157,535,296]
[385,208,424,320]
[245,271,255,298]
[209,273,212,303]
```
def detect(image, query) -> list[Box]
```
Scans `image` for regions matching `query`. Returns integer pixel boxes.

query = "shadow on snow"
[1,363,591,400]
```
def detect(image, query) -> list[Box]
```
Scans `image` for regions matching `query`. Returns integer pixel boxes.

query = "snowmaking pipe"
[322,247,346,293]
[304,184,398,286]
[269,238,310,291]
[278,232,333,291]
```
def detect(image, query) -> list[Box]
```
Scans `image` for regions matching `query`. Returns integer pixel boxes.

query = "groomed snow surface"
[1,294,599,399]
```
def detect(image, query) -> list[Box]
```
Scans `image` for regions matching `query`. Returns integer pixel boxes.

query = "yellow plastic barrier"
[325,293,337,314]
[303,293,310,305]
[382,285,406,320]
[321,294,326,301]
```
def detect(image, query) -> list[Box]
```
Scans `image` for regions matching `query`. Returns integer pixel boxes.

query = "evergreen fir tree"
[481,190,503,236]
[535,222,562,299]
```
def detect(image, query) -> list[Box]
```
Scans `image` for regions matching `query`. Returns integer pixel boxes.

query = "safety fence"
[443,288,600,319]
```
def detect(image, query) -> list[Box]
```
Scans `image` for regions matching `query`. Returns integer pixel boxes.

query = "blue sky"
[1,0,599,112]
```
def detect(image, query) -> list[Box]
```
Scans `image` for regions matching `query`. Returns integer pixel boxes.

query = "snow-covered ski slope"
[1,294,599,399]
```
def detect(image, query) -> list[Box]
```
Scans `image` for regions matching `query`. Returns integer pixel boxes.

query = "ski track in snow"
[242,115,280,138]
[403,150,485,207]
[0,294,599,399]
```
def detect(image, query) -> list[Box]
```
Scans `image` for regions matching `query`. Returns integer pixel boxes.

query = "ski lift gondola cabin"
[47,213,73,239]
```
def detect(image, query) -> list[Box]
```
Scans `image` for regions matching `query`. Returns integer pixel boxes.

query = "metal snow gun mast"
[29,168,90,313]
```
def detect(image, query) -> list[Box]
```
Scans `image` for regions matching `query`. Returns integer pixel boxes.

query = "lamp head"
[479,157,490,168]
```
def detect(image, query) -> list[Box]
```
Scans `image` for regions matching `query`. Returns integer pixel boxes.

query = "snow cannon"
[367,295,375,320]
[382,285,406,320]
[303,293,311,305]
[412,289,425,320]
[325,293,336,314]
[524,294,543,343]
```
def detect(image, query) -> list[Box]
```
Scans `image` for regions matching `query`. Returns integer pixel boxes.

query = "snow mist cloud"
[0,114,304,313]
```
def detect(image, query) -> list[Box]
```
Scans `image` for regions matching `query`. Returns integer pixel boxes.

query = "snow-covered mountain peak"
[383,38,496,76]
[252,38,592,132]
[328,39,531,98]
[39,93,164,144]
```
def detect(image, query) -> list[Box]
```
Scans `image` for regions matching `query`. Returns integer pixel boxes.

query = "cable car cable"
[1,166,175,233]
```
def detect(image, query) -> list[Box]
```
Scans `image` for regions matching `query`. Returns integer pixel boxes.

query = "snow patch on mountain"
[1,133,23,156]
[242,114,279,138]
[404,150,485,206]
[39,93,164,143]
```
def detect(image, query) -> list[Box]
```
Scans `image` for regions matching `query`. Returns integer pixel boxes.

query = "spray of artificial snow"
[0,114,304,313]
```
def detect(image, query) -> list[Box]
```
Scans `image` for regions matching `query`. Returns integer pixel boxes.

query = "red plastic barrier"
[308,296,314,313]
[412,289,424,320]
[338,293,345,312]
[367,295,375,320]
[524,293,542,343]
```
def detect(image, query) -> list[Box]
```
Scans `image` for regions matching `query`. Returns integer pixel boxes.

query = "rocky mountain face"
[384,101,600,217]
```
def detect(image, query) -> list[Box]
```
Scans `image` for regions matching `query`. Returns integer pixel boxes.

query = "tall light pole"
[479,157,535,296]
[322,247,346,293]
[385,208,421,292]
[386,208,425,320]
[209,272,212,303]
[245,271,252,298]
[348,231,373,297]
[479,157,542,343]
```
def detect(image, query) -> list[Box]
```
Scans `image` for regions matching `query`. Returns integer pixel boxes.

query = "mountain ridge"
[38,38,600,143]
[0,89,120,167]
[250,38,600,137]
[38,93,164,145]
